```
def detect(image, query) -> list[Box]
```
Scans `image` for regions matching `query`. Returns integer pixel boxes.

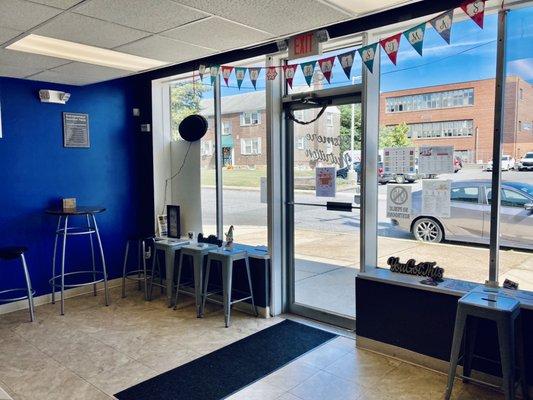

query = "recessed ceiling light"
[7,34,167,72]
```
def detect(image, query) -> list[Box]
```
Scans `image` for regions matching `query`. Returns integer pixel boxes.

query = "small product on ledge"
[225,225,234,250]
[62,197,76,211]
[197,233,223,247]
[387,256,444,281]
[503,279,519,290]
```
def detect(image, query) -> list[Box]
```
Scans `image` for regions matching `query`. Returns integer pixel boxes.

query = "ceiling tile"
[0,48,68,69]
[0,26,23,45]
[326,0,419,16]
[74,0,209,33]
[172,0,351,35]
[0,0,62,31]
[33,12,150,49]
[0,64,43,79]
[162,17,272,51]
[114,35,213,63]
[30,62,132,85]
[30,0,84,9]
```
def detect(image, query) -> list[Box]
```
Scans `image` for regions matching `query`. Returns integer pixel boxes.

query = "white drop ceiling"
[0,0,419,86]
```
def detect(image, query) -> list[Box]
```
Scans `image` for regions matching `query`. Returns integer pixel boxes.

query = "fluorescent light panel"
[7,34,167,72]
[327,0,419,15]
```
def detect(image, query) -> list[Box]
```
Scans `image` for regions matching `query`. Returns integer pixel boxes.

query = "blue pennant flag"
[235,67,247,89]
[430,9,454,44]
[403,23,426,56]
[337,50,356,79]
[300,61,317,87]
[210,64,220,85]
[358,43,378,73]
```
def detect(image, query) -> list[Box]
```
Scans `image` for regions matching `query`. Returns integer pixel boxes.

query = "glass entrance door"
[285,90,362,330]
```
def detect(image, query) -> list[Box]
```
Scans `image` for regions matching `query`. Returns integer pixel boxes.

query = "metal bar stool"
[46,207,109,315]
[445,290,528,400]
[202,248,258,328]
[122,236,154,300]
[174,243,217,315]
[0,247,35,322]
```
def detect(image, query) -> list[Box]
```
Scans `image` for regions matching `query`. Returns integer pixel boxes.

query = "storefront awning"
[222,135,234,148]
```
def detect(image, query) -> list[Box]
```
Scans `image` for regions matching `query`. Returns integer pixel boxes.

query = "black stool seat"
[0,246,28,260]
[128,235,154,241]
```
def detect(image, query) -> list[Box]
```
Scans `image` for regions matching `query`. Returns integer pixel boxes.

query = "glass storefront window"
[220,59,268,246]
[169,74,217,236]
[377,5,500,284]
[500,5,533,290]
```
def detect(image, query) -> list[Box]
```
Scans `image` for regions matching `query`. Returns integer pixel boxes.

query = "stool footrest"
[49,270,106,289]
[0,288,36,303]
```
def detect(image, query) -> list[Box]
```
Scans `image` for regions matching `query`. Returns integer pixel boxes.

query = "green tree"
[170,82,208,140]
[339,104,362,154]
[379,122,412,149]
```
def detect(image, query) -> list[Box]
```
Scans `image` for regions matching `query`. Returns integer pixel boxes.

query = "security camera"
[39,89,71,104]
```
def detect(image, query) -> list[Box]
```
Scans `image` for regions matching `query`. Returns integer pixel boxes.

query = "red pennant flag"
[380,33,402,65]
[283,65,297,89]
[221,66,233,86]
[318,56,335,84]
[461,0,485,29]
[266,66,278,81]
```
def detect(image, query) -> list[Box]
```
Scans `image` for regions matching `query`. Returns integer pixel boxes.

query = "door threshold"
[281,313,356,338]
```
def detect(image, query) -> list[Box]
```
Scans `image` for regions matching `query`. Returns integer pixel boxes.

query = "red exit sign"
[288,32,320,60]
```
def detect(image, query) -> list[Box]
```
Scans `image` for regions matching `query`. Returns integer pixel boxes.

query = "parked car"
[336,162,360,179]
[517,152,533,171]
[485,155,515,171]
[391,180,533,250]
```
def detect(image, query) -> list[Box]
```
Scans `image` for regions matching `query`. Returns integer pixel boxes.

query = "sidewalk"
[231,225,533,291]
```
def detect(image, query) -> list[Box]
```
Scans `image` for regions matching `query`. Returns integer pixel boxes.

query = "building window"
[402,120,474,139]
[520,88,524,100]
[241,138,262,155]
[296,136,306,150]
[523,121,532,131]
[240,111,261,126]
[326,112,333,126]
[222,121,232,135]
[386,88,474,113]
[201,140,213,156]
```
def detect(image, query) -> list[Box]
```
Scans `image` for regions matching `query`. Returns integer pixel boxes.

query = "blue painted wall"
[0,76,154,298]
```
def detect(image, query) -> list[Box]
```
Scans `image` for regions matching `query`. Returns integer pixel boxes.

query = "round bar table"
[46,207,109,315]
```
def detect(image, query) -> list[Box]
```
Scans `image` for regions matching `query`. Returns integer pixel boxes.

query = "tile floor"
[0,285,504,400]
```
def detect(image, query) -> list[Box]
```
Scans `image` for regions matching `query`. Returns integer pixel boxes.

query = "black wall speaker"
[179,114,208,142]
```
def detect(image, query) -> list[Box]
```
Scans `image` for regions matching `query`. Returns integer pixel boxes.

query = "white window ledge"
[358,267,533,310]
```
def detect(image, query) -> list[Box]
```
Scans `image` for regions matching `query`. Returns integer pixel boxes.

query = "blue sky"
[196,6,532,98]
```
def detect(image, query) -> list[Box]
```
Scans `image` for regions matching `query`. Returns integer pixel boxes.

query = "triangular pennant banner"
[337,50,356,80]
[221,66,233,86]
[300,60,316,87]
[210,64,220,85]
[358,43,378,73]
[430,9,454,44]
[248,67,262,89]
[403,23,426,56]
[235,67,246,89]
[266,66,278,81]
[318,56,335,84]
[198,64,206,80]
[283,65,297,89]
[461,0,485,29]
[380,33,402,65]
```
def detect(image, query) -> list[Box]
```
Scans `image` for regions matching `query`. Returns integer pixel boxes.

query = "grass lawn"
[201,167,354,189]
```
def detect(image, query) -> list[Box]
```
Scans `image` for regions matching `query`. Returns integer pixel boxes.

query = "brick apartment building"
[199,91,341,169]
[381,76,533,163]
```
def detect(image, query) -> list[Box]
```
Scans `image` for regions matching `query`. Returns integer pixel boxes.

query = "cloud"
[507,58,533,80]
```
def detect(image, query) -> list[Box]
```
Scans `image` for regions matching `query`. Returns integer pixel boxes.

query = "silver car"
[391,180,533,250]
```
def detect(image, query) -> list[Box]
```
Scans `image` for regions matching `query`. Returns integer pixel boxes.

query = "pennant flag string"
[197,0,484,84]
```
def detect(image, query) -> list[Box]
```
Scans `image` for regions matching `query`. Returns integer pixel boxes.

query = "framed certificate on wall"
[166,205,181,238]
